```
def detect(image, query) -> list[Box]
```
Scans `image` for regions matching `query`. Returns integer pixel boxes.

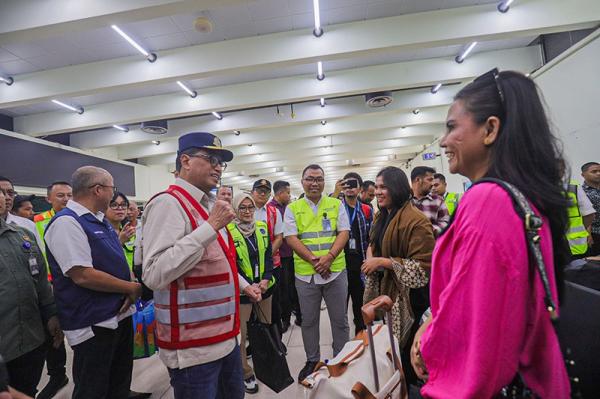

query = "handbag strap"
[473,178,558,321]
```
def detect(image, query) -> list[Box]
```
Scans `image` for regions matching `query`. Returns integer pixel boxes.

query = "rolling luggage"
[301,295,407,399]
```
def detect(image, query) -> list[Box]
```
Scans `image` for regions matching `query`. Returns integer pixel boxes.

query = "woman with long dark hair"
[411,69,570,398]
[361,166,435,349]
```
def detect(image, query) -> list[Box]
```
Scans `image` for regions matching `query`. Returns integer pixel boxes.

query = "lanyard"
[246,235,259,280]
[345,203,359,235]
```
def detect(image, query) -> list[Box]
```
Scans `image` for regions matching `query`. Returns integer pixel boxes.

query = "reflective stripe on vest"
[155,302,236,325]
[566,183,589,255]
[227,222,275,291]
[154,282,235,306]
[265,205,282,267]
[288,196,346,275]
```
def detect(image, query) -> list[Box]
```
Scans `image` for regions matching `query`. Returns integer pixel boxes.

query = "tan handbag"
[301,296,408,399]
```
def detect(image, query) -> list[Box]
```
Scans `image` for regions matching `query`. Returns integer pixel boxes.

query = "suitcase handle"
[361,295,393,325]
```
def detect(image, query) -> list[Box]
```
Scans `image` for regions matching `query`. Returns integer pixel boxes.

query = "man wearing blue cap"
[142,132,261,399]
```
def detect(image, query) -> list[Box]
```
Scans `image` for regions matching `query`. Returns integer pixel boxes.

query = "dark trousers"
[280,256,301,322]
[590,233,600,256]
[168,344,244,399]
[402,286,430,388]
[346,253,365,332]
[6,343,47,397]
[72,316,133,399]
[45,332,67,378]
[271,267,282,329]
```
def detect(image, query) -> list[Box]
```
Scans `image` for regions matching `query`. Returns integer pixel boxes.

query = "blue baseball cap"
[178,132,233,162]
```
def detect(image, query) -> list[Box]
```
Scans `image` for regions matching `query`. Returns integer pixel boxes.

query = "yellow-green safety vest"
[566,182,589,255]
[123,234,135,270]
[35,209,55,277]
[444,192,460,216]
[287,196,346,276]
[227,221,275,292]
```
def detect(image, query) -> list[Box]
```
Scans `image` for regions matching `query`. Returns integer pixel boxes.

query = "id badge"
[349,238,357,250]
[29,256,39,276]
[322,218,332,231]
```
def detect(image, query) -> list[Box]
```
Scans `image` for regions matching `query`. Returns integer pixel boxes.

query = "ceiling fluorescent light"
[497,0,514,13]
[176,81,197,98]
[431,83,442,94]
[455,42,478,63]
[313,0,323,37]
[51,99,84,114]
[113,124,129,132]
[212,111,223,120]
[233,130,241,136]
[0,75,14,86]
[320,98,326,107]
[317,61,325,81]
[320,120,327,125]
[152,140,160,145]
[111,25,157,62]
[412,109,420,115]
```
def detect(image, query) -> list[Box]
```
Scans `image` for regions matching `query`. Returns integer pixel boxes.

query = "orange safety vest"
[151,185,240,349]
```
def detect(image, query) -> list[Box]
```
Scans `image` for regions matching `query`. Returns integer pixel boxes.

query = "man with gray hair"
[45,166,141,399]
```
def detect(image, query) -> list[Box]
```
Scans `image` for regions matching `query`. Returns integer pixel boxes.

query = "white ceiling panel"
[125,16,182,38]
[255,16,294,36]
[247,0,292,21]
[0,59,38,74]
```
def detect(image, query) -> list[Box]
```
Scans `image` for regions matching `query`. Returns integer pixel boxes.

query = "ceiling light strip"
[176,81,197,98]
[317,61,325,81]
[455,42,478,63]
[113,124,129,132]
[320,98,326,107]
[313,0,323,37]
[0,75,14,86]
[51,99,84,114]
[431,83,442,94]
[212,112,223,120]
[111,25,157,62]
[497,0,514,13]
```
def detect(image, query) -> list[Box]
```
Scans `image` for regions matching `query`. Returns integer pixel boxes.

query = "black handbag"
[246,304,294,393]
[473,178,581,398]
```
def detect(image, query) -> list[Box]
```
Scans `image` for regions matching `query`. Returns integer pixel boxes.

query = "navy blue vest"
[46,208,131,330]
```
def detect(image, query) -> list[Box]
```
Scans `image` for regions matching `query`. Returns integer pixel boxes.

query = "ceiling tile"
[125,16,182,38]
[93,42,139,60]
[183,28,226,45]
[223,23,258,40]
[144,32,191,50]
[321,0,366,10]
[287,0,313,14]
[68,26,124,48]
[0,59,39,75]
[322,4,367,25]
[366,0,405,19]
[292,13,314,30]
[248,0,291,21]
[1,41,49,59]
[209,4,252,26]
[401,0,445,14]
[25,54,72,70]
[0,47,19,62]
[254,16,293,35]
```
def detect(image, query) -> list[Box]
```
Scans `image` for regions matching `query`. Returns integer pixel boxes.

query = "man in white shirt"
[142,132,260,399]
[45,166,141,399]
[284,164,350,383]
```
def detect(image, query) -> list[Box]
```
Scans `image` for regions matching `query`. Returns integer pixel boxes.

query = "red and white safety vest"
[266,204,281,268]
[151,185,240,349]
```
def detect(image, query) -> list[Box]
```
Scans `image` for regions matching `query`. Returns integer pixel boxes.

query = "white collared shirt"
[45,200,135,347]
[284,196,350,285]
[254,205,283,235]
[6,212,44,250]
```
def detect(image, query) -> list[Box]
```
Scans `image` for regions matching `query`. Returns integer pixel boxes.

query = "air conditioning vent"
[249,174,259,178]
[365,91,393,108]
[141,120,168,135]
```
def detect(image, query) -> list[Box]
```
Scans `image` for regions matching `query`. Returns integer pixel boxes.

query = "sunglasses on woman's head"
[474,67,505,108]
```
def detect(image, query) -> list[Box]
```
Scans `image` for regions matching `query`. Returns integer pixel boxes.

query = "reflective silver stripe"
[568,225,587,234]
[305,243,333,252]
[154,283,235,306]
[155,301,236,325]
[299,231,336,240]
[568,237,588,246]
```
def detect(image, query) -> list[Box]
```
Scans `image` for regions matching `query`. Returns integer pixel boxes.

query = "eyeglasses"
[89,184,118,194]
[4,189,17,198]
[188,153,227,169]
[109,203,128,210]
[254,188,270,195]
[303,177,325,184]
[474,68,505,110]
[238,206,256,213]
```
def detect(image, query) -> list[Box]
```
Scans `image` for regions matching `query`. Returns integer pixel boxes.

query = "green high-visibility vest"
[444,192,460,216]
[123,235,135,270]
[35,209,55,277]
[566,182,589,255]
[287,196,346,276]
[227,221,275,292]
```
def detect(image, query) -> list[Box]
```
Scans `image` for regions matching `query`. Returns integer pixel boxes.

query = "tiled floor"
[37,303,358,398]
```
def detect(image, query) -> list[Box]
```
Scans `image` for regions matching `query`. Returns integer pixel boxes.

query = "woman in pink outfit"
[410,69,571,398]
